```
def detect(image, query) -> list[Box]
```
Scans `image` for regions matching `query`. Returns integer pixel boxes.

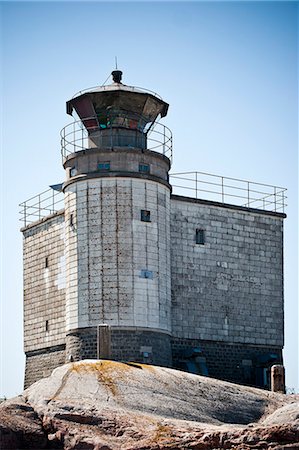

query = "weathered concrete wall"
[63,147,170,183]
[64,177,171,339]
[22,213,66,354]
[170,196,284,348]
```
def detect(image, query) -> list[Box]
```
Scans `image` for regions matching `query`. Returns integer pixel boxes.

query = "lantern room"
[63,70,170,154]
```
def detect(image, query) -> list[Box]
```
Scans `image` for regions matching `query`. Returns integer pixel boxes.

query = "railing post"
[247,181,250,207]
[195,172,198,198]
[282,190,285,213]
[274,186,277,212]
[39,194,41,220]
[221,177,224,203]
[61,129,63,159]
[64,126,66,156]
[52,190,55,214]
[73,122,75,152]
[24,204,26,227]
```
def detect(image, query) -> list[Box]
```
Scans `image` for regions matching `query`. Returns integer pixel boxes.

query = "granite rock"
[0,360,298,449]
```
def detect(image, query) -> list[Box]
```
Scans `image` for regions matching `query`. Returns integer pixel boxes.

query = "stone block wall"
[65,327,172,367]
[21,190,286,390]
[111,328,172,366]
[170,196,284,348]
[64,177,171,333]
[172,337,282,387]
[22,212,66,354]
[24,345,65,388]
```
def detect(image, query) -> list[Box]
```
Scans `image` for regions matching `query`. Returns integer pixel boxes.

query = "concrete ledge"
[63,172,172,191]
[25,344,66,357]
[21,209,65,233]
[63,146,171,167]
[66,325,172,336]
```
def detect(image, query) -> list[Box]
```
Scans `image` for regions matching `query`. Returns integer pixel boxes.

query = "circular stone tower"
[62,71,172,366]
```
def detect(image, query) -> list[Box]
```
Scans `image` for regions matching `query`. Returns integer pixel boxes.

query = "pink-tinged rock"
[0,360,298,449]
[0,396,47,449]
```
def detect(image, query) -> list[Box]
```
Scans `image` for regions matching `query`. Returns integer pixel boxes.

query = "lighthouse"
[21,70,286,390]
[62,70,173,365]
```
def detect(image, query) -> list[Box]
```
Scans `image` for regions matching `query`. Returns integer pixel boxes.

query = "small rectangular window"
[70,167,77,177]
[140,270,153,279]
[98,162,110,171]
[139,164,150,173]
[196,229,205,245]
[45,320,49,332]
[141,210,151,222]
[45,257,49,268]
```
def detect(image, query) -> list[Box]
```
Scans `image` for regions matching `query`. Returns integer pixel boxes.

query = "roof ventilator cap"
[111,70,123,83]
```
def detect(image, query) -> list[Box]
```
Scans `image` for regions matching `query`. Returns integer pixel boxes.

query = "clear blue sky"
[1,1,298,397]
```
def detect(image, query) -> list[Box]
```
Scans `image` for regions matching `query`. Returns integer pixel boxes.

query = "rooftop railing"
[19,188,64,227]
[170,171,287,213]
[19,171,287,227]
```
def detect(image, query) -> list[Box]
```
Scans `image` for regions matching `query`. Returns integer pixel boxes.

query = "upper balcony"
[60,115,173,164]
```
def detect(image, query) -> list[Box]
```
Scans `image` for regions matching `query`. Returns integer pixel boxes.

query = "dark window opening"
[45,257,49,268]
[98,162,110,171]
[70,214,74,227]
[70,167,77,177]
[141,210,151,222]
[45,320,49,332]
[196,229,205,245]
[139,164,150,173]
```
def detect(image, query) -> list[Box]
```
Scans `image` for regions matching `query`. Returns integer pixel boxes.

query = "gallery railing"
[60,116,173,164]
[170,172,287,213]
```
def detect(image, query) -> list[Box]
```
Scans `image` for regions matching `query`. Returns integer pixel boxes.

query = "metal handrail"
[170,171,287,213]
[20,170,287,226]
[60,116,172,163]
[171,171,286,191]
[19,188,64,227]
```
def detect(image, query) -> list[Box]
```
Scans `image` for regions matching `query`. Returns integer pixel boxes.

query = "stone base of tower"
[111,328,172,366]
[171,338,283,389]
[66,327,172,367]
[24,345,66,389]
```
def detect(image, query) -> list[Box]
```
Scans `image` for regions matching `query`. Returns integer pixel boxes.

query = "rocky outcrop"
[0,360,298,449]
[0,396,47,449]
